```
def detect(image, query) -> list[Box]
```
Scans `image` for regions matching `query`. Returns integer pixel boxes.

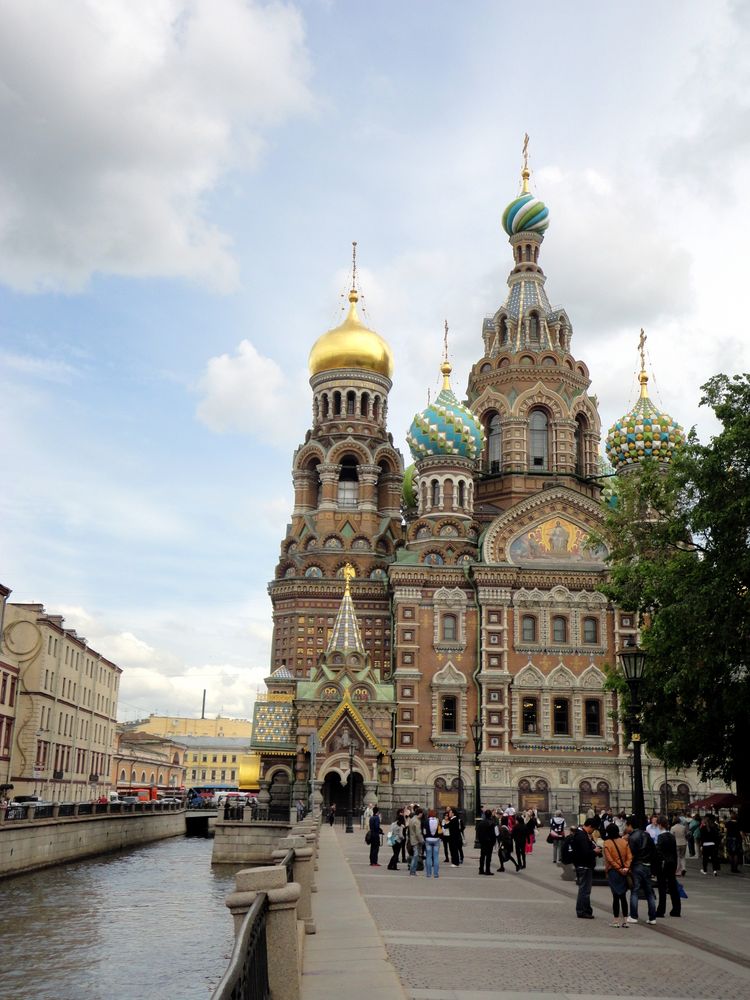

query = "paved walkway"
[304,826,750,1000]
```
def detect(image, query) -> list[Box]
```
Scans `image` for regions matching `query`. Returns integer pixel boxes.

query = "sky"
[1,0,749,722]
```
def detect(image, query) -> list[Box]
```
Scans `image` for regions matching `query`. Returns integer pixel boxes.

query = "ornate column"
[357,464,380,513]
[317,463,341,510]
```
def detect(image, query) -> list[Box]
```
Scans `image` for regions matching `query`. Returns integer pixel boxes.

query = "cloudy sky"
[1,0,748,722]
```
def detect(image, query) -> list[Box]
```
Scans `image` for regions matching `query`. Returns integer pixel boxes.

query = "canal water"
[0,836,240,1000]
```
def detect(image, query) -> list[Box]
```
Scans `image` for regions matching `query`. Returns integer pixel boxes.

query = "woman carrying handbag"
[602,821,633,927]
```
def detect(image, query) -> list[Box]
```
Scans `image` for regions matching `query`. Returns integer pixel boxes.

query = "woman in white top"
[671,818,688,876]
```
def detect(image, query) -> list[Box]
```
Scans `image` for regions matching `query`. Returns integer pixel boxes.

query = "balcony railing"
[211,894,270,1000]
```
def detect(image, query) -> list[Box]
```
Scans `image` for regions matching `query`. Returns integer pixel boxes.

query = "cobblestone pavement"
[340,830,750,1000]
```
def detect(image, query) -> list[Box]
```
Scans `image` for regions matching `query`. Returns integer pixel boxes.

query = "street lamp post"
[618,642,647,830]
[470,716,482,849]
[343,732,355,834]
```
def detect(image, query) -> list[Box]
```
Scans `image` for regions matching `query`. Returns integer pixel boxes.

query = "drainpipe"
[467,564,483,819]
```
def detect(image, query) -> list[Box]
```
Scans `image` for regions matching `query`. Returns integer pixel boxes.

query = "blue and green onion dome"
[605,374,685,472]
[407,361,484,462]
[502,192,549,236]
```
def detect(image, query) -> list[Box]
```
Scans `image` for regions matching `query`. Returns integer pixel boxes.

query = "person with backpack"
[368,805,382,867]
[624,815,657,924]
[571,818,601,918]
[549,809,566,863]
[421,808,442,878]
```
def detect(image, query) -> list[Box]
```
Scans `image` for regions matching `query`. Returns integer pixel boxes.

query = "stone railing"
[213,816,320,1000]
[1,800,183,823]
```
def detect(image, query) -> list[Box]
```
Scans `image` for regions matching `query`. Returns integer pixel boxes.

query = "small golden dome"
[308,289,394,378]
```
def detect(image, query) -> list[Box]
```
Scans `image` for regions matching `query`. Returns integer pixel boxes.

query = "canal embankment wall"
[0,809,185,877]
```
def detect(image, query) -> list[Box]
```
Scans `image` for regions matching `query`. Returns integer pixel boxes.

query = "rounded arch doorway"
[579,780,610,815]
[518,778,549,817]
[323,770,364,817]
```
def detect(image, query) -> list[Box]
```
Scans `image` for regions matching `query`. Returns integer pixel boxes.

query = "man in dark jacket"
[625,815,657,923]
[512,815,528,869]
[476,809,496,875]
[656,815,681,917]
[571,818,601,918]
[368,805,382,867]
[497,817,519,872]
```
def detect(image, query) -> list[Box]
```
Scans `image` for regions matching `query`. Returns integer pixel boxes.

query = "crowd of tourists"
[571,808,746,925]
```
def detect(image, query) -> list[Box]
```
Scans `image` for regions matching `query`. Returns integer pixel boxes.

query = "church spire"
[326,564,365,655]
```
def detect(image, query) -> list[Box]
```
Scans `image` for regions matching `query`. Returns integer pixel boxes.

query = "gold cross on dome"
[638,328,647,369]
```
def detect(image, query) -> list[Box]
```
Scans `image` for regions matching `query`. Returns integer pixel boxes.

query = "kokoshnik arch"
[251,146,696,820]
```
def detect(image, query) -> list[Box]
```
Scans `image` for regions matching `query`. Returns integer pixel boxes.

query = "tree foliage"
[598,373,750,799]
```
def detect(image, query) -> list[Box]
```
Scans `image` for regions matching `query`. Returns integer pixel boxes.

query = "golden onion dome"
[308,289,394,378]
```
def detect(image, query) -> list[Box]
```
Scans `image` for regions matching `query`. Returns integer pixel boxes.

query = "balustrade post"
[272,836,315,934]
[52,802,60,819]
[26,804,36,821]
[226,865,302,1000]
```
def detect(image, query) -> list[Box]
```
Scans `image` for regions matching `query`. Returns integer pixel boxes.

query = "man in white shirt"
[646,813,661,843]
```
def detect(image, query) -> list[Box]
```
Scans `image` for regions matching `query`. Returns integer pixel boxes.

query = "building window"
[401,709,412,722]
[575,415,588,476]
[522,698,538,734]
[552,616,567,643]
[401,732,413,746]
[585,699,601,736]
[489,736,500,747]
[458,480,465,507]
[488,414,502,473]
[521,615,537,642]
[488,712,501,725]
[337,456,359,508]
[553,698,570,735]
[442,614,457,641]
[441,696,457,733]
[401,686,413,698]
[583,617,598,644]
[529,410,548,470]
[489,690,500,702]
[431,479,440,506]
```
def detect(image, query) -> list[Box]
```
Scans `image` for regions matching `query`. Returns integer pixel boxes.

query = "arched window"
[552,616,567,643]
[361,392,370,417]
[322,394,329,418]
[141,771,146,783]
[529,410,548,470]
[373,396,381,421]
[120,769,126,782]
[441,695,457,732]
[553,698,570,735]
[131,770,136,782]
[499,317,508,344]
[584,699,601,736]
[583,617,598,644]
[442,614,457,641]
[337,455,359,508]
[521,615,537,642]
[575,415,588,476]
[333,391,342,416]
[346,390,356,416]
[431,479,440,507]
[528,313,539,342]
[488,414,502,473]
[522,698,538,733]
[525,245,532,262]
[457,480,465,507]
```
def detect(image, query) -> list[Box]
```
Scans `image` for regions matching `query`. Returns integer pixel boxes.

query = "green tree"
[599,373,750,805]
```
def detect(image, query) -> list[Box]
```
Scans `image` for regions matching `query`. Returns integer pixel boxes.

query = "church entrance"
[268,770,291,820]
[579,780,610,815]
[323,771,364,816]
[518,778,549,817]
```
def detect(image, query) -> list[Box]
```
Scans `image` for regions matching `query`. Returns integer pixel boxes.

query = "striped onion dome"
[502,191,550,236]
[605,371,685,473]
[407,361,484,463]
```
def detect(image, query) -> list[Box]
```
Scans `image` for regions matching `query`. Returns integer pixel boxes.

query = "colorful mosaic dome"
[402,463,417,509]
[502,191,549,236]
[605,373,685,472]
[407,362,484,462]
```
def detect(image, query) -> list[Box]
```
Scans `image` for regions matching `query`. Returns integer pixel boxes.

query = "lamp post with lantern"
[617,641,647,830]
[342,731,355,834]
[470,715,483,847]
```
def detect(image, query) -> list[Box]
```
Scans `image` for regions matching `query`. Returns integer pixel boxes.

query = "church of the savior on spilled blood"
[251,153,696,821]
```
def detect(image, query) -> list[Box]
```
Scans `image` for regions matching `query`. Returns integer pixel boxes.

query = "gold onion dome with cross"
[308,246,394,379]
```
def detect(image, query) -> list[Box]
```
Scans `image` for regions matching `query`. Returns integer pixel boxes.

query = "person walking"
[476,809,496,875]
[497,816,519,872]
[421,808,442,878]
[571,818,601,918]
[400,805,410,863]
[687,813,700,857]
[549,810,566,863]
[328,803,336,827]
[368,805,382,867]
[386,814,403,870]
[699,814,721,875]
[671,815,688,876]
[625,815,657,925]
[512,813,528,869]
[408,806,424,875]
[655,815,681,917]
[602,821,632,927]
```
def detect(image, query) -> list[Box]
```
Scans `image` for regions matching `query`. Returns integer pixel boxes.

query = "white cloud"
[196,338,309,444]
[0,350,77,382]
[0,0,312,292]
